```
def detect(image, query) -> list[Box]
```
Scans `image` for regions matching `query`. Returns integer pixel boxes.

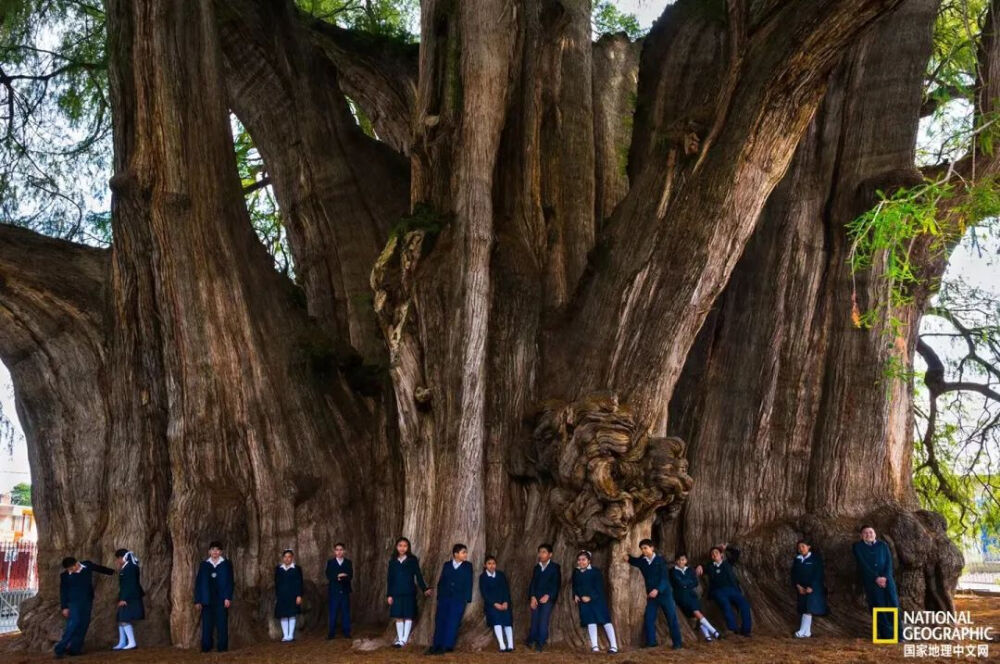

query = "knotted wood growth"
[533,394,693,546]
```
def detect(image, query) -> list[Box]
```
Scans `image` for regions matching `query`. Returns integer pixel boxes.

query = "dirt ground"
[3,595,997,664]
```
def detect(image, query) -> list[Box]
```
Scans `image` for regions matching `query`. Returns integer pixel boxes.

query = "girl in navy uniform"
[479,555,514,652]
[699,544,751,636]
[791,539,827,638]
[852,525,899,641]
[112,549,144,651]
[571,550,618,654]
[275,549,303,642]
[386,537,431,648]
[669,553,720,641]
[194,541,234,652]
[427,543,474,654]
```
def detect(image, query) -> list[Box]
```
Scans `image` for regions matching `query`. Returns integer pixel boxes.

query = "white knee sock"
[798,613,812,636]
[603,623,618,650]
[700,616,718,636]
[288,617,297,640]
[504,626,514,649]
[494,625,505,649]
[395,621,405,643]
[280,617,289,640]
[123,624,136,649]
[402,619,413,643]
[587,624,599,649]
[113,625,127,649]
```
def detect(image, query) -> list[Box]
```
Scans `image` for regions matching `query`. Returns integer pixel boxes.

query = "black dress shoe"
[535,644,544,652]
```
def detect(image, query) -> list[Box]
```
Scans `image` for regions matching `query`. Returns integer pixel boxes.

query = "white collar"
[796,552,811,562]
[643,554,655,564]
[675,565,688,573]
[397,555,408,562]
[581,564,592,571]
[538,560,549,570]
[281,563,296,570]
[486,570,496,578]
[69,563,87,575]
[207,556,225,567]
[451,559,463,569]
[335,557,345,564]
[713,560,723,567]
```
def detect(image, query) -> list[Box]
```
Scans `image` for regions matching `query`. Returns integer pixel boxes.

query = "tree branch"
[299,11,417,154]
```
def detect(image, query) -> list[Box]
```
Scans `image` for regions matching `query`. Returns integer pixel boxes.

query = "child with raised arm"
[623,538,682,649]
[54,555,114,658]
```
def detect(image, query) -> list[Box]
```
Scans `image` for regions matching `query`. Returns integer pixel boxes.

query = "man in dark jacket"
[54,556,114,658]
[426,543,474,655]
[624,538,683,649]
[325,542,353,638]
[194,541,234,652]
[526,543,561,652]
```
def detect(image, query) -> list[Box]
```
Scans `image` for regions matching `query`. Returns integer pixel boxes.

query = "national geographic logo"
[871,609,995,658]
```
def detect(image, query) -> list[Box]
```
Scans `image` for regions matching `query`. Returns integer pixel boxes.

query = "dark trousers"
[54,604,91,656]
[528,600,554,646]
[328,592,352,637]
[200,603,229,652]
[711,587,752,634]
[645,593,682,647]
[431,596,466,650]
[865,585,899,640]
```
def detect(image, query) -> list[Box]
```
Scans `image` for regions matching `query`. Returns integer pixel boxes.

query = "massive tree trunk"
[1,0,969,653]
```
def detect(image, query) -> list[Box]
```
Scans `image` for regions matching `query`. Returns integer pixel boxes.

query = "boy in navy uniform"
[426,543,474,655]
[669,553,721,641]
[624,538,682,649]
[852,525,899,641]
[699,543,752,636]
[194,541,234,652]
[325,542,353,639]
[54,556,114,658]
[526,543,560,653]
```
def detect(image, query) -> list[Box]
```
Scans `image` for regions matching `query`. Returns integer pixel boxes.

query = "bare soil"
[3,595,997,663]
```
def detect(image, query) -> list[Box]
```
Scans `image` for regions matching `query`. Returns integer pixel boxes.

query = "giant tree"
[1,0,994,651]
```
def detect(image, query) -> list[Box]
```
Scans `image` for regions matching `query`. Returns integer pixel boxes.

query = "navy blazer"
[479,570,512,606]
[437,560,474,602]
[705,547,741,593]
[325,557,353,594]
[627,554,672,595]
[60,561,113,609]
[528,561,561,602]
[194,558,235,606]
[386,555,428,597]
[792,552,825,590]
[117,563,144,602]
[852,540,893,585]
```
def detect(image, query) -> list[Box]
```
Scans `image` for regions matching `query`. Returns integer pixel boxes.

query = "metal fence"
[0,540,38,634]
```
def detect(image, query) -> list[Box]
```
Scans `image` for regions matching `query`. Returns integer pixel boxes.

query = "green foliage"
[10,482,31,506]
[389,202,449,240]
[0,0,111,243]
[592,1,646,40]
[296,0,418,41]
[231,118,294,276]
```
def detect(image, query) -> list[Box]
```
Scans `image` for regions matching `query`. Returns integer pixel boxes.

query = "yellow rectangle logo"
[872,607,899,644]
